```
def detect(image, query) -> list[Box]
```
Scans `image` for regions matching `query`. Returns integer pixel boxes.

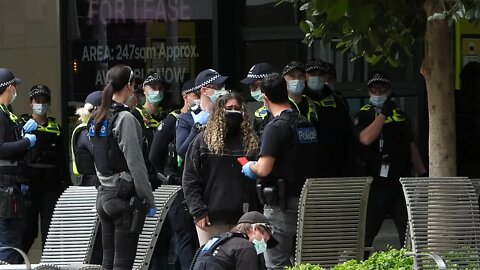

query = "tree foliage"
[281,0,480,66]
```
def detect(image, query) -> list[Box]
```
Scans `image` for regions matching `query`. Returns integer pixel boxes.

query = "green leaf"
[348,1,374,34]
[300,3,309,11]
[299,20,311,33]
[428,12,446,21]
[326,0,349,21]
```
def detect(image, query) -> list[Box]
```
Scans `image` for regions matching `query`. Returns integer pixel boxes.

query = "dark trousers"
[169,192,198,270]
[0,175,23,264]
[21,182,62,252]
[364,179,408,252]
[96,187,141,270]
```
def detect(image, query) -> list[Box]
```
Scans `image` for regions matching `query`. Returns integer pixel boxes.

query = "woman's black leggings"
[96,186,141,270]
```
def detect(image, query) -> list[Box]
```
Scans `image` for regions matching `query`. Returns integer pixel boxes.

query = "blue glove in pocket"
[191,111,210,125]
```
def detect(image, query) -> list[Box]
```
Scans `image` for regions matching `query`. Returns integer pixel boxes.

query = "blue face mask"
[287,80,305,95]
[250,88,264,102]
[32,103,49,115]
[209,90,227,104]
[370,95,388,107]
[307,76,324,91]
[252,238,267,255]
[146,90,163,104]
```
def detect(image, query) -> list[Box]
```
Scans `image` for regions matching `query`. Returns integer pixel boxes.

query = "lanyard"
[379,133,384,154]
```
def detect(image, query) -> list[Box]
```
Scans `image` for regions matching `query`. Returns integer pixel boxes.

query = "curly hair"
[204,92,259,157]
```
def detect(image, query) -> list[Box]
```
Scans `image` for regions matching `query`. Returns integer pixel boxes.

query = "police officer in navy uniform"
[190,211,278,270]
[0,68,37,263]
[353,72,427,255]
[89,65,156,269]
[21,84,71,253]
[240,63,276,138]
[131,72,168,189]
[241,73,320,269]
[305,59,354,177]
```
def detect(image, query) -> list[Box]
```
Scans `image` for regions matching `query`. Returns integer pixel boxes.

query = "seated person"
[190,211,278,270]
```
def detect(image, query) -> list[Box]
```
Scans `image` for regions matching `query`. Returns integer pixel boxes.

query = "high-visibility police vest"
[360,104,406,123]
[289,95,319,123]
[135,107,160,129]
[71,123,96,176]
[23,116,62,166]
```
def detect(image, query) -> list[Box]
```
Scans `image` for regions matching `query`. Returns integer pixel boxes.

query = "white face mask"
[32,103,49,115]
[250,88,264,102]
[126,92,135,105]
[287,80,305,94]
[370,95,388,107]
[190,99,201,110]
[10,88,17,104]
[307,76,324,91]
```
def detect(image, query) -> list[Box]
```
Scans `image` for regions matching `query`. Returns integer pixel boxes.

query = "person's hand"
[191,111,210,125]
[241,161,257,179]
[381,97,396,118]
[147,207,156,217]
[23,119,38,133]
[24,134,37,148]
[196,215,211,230]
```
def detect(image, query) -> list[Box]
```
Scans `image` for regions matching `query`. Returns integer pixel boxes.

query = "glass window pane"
[244,0,296,28]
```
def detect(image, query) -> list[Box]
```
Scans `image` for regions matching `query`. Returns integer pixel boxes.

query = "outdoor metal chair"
[401,177,480,270]
[295,177,373,268]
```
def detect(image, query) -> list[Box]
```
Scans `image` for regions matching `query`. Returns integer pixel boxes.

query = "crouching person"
[89,65,156,270]
[190,211,278,270]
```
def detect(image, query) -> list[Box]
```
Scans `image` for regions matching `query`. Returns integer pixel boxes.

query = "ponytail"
[93,83,114,134]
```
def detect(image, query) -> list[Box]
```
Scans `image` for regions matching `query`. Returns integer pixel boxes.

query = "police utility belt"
[257,179,288,210]
[0,160,21,176]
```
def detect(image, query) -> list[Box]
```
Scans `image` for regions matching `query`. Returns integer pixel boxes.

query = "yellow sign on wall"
[455,20,480,89]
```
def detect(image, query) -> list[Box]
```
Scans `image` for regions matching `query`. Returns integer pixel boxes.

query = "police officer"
[353,71,427,255]
[190,211,278,270]
[241,73,320,270]
[21,84,71,253]
[89,65,155,269]
[149,79,199,270]
[0,68,37,263]
[71,91,102,186]
[131,72,168,189]
[240,63,276,138]
[305,59,354,177]
[175,69,228,159]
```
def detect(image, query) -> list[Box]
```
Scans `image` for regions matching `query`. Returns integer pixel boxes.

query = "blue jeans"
[0,218,22,264]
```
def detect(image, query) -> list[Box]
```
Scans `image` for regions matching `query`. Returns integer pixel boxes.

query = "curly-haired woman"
[182,92,260,245]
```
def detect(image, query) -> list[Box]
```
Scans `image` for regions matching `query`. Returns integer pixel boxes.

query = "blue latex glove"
[242,161,257,179]
[191,111,210,125]
[23,119,38,133]
[24,133,36,148]
[147,207,156,217]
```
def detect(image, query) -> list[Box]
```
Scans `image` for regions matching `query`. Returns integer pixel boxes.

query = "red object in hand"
[237,157,248,166]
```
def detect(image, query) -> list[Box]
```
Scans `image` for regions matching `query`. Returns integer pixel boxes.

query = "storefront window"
[243,0,297,28]
[66,0,214,106]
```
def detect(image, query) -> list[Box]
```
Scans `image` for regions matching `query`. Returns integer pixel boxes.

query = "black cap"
[143,73,167,88]
[240,63,276,85]
[85,91,103,108]
[29,84,51,99]
[194,69,228,89]
[367,71,391,88]
[0,68,21,91]
[237,211,279,248]
[181,79,196,95]
[282,61,305,77]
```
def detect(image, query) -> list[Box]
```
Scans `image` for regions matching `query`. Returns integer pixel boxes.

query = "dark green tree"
[285,0,480,176]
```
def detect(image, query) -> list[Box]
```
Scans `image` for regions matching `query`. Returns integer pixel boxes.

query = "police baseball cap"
[30,84,51,99]
[367,71,391,88]
[0,68,21,92]
[237,211,279,248]
[195,69,228,89]
[181,79,196,95]
[143,72,167,88]
[282,61,305,77]
[85,90,103,108]
[240,63,276,85]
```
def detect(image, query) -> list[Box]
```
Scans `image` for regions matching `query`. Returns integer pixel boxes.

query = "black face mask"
[225,110,243,135]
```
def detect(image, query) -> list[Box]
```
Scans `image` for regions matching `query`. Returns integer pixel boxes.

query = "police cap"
[237,211,279,248]
[195,69,228,90]
[181,79,196,95]
[282,61,305,77]
[30,84,51,99]
[367,71,391,88]
[240,63,275,85]
[143,72,167,88]
[0,68,21,94]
